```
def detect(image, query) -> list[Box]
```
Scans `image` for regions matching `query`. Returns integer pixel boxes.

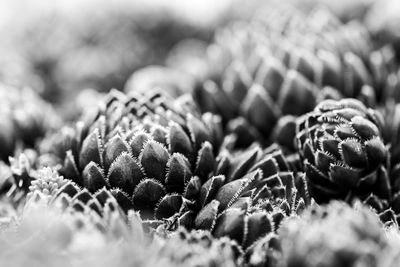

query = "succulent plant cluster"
[3,1,400,267]
[36,89,311,252]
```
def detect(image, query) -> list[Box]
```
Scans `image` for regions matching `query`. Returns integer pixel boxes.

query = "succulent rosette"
[296,98,391,204]
[0,150,44,209]
[39,90,223,223]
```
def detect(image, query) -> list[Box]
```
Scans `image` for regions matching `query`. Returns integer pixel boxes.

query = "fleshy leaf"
[108,152,144,195]
[79,128,103,170]
[140,140,169,183]
[82,162,108,193]
[165,153,192,193]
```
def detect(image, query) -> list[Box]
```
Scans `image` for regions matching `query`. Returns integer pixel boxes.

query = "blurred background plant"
[0,0,381,116]
[0,0,233,121]
[1,0,400,266]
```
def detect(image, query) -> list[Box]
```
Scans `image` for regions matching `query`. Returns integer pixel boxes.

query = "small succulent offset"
[0,151,39,206]
[296,98,390,203]
[40,90,223,224]
[0,84,60,162]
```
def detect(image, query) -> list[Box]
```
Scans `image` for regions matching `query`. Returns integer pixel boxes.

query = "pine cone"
[296,98,390,203]
[40,90,223,223]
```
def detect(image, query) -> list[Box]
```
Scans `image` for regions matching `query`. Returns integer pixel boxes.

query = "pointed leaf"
[155,194,183,219]
[111,189,134,213]
[186,113,210,150]
[151,126,168,145]
[103,135,130,170]
[132,179,166,218]
[140,141,169,183]
[108,152,144,195]
[165,153,192,193]
[130,132,150,158]
[213,208,245,244]
[339,139,367,168]
[194,200,219,230]
[199,175,225,208]
[79,129,103,170]
[194,141,215,182]
[82,162,108,193]
[168,122,193,159]
[329,164,361,188]
[183,176,202,200]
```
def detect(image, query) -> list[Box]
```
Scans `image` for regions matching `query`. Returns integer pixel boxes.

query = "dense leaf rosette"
[40,90,223,223]
[296,98,390,203]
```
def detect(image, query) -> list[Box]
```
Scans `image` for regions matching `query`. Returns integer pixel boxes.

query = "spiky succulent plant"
[0,151,40,208]
[39,90,223,223]
[296,98,391,204]
[167,7,398,148]
[0,84,59,162]
[38,87,312,250]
